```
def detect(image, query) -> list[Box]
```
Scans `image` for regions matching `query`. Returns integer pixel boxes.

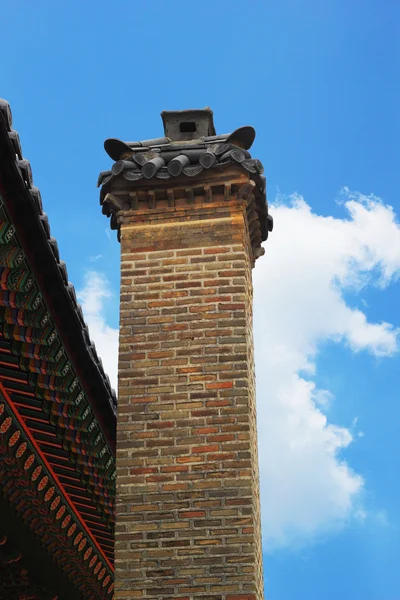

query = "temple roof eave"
[0,100,117,441]
[0,98,116,598]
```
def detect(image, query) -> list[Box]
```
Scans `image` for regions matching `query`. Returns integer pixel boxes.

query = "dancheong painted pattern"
[0,98,116,599]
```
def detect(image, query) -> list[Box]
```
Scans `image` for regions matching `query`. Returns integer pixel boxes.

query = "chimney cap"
[161,108,216,141]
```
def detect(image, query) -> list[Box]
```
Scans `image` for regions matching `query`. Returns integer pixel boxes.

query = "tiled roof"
[98,125,264,187]
[0,99,117,420]
[0,99,116,598]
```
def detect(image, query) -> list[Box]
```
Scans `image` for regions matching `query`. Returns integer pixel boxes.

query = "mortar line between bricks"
[120,215,242,232]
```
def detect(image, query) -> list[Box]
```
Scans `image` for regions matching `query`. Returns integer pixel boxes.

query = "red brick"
[206,381,233,390]
[191,445,219,454]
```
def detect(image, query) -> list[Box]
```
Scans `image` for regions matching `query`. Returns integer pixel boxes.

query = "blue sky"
[2,2,399,598]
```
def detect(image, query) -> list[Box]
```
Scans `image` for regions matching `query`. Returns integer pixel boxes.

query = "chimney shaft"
[99,109,272,600]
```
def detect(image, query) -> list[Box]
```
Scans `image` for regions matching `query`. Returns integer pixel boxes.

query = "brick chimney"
[99,108,273,600]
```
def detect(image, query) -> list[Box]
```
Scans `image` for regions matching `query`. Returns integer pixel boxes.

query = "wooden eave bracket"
[103,192,125,212]
[236,179,256,201]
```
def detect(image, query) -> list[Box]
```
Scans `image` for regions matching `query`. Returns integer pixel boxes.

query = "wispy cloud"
[77,271,119,390]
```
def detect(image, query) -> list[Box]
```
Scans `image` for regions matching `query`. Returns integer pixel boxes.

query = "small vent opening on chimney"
[179,122,196,133]
[161,109,216,141]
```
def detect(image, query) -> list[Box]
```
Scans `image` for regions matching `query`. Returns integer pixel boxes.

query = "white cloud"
[78,189,400,551]
[254,188,400,550]
[89,254,103,262]
[77,271,119,390]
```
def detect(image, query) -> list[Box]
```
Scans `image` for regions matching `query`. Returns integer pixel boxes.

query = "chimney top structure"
[99,108,272,600]
[99,109,272,258]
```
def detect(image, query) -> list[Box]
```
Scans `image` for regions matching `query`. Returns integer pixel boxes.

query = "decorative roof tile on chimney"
[99,110,273,262]
[99,108,272,600]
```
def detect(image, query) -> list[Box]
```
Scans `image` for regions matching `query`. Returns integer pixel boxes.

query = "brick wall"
[115,196,264,600]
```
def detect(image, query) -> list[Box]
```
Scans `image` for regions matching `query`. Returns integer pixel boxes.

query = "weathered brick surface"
[115,197,264,599]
